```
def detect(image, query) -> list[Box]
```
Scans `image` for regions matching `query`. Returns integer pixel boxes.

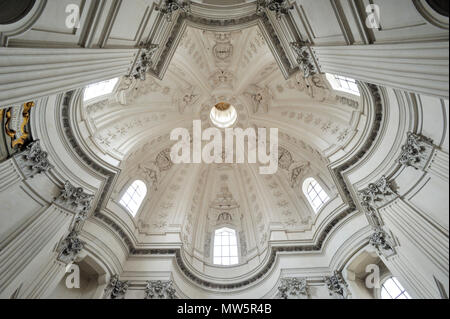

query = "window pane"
[213,227,239,266]
[84,78,119,101]
[222,246,230,257]
[222,235,229,246]
[119,180,147,216]
[381,277,410,299]
[384,279,402,297]
[381,288,391,299]
[303,178,329,212]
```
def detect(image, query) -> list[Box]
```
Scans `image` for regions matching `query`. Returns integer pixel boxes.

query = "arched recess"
[0,0,36,25]
[413,0,449,29]
[0,0,46,46]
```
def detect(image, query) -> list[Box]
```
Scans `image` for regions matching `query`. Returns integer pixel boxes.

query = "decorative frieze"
[277,277,309,299]
[257,0,294,20]
[398,132,434,170]
[13,140,53,179]
[56,231,84,264]
[104,275,129,299]
[145,280,176,299]
[56,181,94,217]
[156,0,191,22]
[290,41,319,78]
[325,271,349,299]
[130,43,159,81]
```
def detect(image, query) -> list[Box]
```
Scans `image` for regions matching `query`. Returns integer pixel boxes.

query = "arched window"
[380,277,411,299]
[83,78,119,101]
[119,180,147,217]
[213,227,238,266]
[303,177,330,212]
[326,73,360,96]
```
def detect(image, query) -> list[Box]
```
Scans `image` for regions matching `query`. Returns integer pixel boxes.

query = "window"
[83,78,119,101]
[210,102,238,128]
[303,177,330,212]
[213,227,238,266]
[380,277,411,299]
[119,180,147,217]
[326,73,360,96]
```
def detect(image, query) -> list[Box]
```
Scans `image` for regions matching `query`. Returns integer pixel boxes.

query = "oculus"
[210,102,238,128]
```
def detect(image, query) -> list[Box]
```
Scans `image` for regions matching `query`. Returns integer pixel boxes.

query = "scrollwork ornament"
[369,228,395,256]
[13,140,53,179]
[156,0,191,22]
[325,271,349,298]
[290,41,318,78]
[104,275,129,299]
[57,231,84,264]
[130,43,159,81]
[145,280,177,299]
[257,0,294,20]
[56,181,94,215]
[277,277,308,299]
[398,132,434,170]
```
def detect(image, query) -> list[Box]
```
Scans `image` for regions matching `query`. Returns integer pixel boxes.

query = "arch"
[213,227,239,266]
[426,0,448,17]
[302,177,330,212]
[0,0,36,25]
[119,180,147,217]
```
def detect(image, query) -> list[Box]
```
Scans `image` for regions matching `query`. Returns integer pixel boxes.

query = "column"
[0,47,138,108]
[314,41,449,98]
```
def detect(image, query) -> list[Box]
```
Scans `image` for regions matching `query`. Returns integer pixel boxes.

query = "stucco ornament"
[359,175,395,207]
[369,228,395,257]
[57,231,84,264]
[145,280,177,299]
[325,271,349,298]
[257,0,294,20]
[130,43,159,81]
[56,181,94,216]
[156,0,191,21]
[105,275,129,299]
[398,132,433,170]
[14,140,53,178]
[277,277,309,299]
[290,41,318,78]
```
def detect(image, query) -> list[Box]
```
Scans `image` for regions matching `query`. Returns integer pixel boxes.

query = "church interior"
[0,0,448,299]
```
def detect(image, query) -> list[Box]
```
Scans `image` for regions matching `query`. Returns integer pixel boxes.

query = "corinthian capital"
[13,140,53,179]
[57,231,84,264]
[398,132,434,170]
[55,181,94,216]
